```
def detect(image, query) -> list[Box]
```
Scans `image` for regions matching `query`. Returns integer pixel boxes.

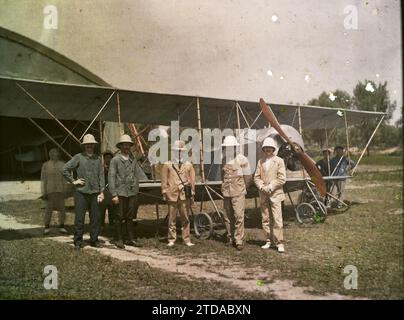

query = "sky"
[0,0,402,122]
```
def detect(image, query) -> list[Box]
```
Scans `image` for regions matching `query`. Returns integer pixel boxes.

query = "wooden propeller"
[259,98,327,197]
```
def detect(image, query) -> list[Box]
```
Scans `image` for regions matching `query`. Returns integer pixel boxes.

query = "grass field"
[310,153,402,167]
[0,236,271,300]
[0,155,402,300]
[350,154,402,167]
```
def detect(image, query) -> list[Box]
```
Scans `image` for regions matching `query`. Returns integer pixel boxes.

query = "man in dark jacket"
[63,134,105,250]
[316,149,331,176]
[329,146,356,207]
[109,134,144,249]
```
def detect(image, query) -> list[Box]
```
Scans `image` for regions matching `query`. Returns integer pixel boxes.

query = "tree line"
[302,80,402,156]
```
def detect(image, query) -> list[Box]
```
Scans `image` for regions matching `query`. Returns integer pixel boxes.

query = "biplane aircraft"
[0,75,386,238]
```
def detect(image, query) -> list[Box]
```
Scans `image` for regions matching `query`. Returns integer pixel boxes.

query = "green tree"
[395,105,402,127]
[352,80,397,156]
[394,108,402,148]
[375,123,401,148]
[308,90,352,109]
[304,90,352,149]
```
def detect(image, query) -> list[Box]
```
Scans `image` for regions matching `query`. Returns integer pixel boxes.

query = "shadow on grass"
[0,226,77,241]
[245,239,266,246]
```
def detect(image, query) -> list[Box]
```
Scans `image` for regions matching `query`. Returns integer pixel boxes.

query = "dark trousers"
[99,191,116,226]
[115,195,138,241]
[73,191,100,245]
[100,203,116,226]
[324,181,332,205]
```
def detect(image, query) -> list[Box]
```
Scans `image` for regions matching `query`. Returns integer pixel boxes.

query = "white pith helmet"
[81,134,98,145]
[262,136,277,152]
[116,134,134,148]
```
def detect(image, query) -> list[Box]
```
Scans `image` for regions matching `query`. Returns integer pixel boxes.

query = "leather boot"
[125,220,141,246]
[112,220,124,249]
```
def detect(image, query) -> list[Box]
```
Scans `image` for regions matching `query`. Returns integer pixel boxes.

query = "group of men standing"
[41,133,143,250]
[40,131,354,253]
[219,135,286,252]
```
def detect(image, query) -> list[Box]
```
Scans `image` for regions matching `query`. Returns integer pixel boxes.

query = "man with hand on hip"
[63,134,105,250]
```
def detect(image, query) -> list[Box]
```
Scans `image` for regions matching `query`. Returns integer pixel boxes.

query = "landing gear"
[193,212,213,240]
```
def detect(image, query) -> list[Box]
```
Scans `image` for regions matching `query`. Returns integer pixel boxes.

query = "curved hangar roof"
[0,76,385,130]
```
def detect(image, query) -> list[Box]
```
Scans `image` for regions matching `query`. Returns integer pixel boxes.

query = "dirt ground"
[0,165,402,300]
[0,214,363,300]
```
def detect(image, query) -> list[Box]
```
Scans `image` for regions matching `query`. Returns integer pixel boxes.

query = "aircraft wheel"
[210,210,225,229]
[194,212,213,240]
[295,202,316,224]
